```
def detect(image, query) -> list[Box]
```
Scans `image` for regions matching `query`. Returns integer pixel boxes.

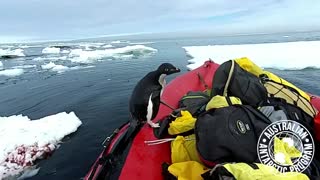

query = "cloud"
[0,0,319,42]
[213,0,320,34]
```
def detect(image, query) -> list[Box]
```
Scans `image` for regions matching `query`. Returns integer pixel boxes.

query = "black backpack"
[264,97,315,132]
[195,105,271,166]
[178,91,210,116]
[260,74,318,118]
[211,60,267,107]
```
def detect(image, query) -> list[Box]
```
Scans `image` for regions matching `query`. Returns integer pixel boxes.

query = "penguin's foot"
[147,120,160,128]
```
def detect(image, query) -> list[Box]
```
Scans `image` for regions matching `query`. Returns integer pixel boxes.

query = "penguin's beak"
[171,68,180,74]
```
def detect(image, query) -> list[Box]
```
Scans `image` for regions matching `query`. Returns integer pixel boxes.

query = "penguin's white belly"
[146,93,153,121]
[159,74,166,97]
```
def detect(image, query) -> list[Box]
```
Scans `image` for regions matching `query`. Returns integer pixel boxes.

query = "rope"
[144,137,195,146]
[197,72,209,90]
[160,100,175,110]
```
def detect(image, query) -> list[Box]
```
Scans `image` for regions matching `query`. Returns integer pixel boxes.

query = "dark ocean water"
[0,31,320,179]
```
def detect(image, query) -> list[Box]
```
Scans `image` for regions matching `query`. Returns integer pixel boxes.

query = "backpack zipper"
[181,96,208,100]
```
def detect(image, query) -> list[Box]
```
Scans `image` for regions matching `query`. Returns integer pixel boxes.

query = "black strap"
[154,114,195,138]
[226,96,232,106]
[175,129,195,137]
[201,165,235,180]
[247,163,259,169]
[237,105,271,141]
[241,105,271,124]
[154,116,172,139]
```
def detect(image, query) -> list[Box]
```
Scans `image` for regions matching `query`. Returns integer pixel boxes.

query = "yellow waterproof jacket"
[171,134,200,163]
[206,95,242,111]
[168,111,200,163]
[219,163,309,180]
[168,111,196,135]
[167,161,308,180]
[168,161,209,180]
[169,112,206,179]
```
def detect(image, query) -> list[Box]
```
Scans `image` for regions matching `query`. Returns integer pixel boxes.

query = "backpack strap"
[223,60,235,96]
[237,105,271,140]
[226,96,233,106]
[154,109,197,139]
[240,105,271,124]
[153,114,176,139]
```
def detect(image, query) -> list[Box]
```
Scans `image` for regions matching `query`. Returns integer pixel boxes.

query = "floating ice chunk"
[42,47,60,54]
[41,62,57,70]
[129,42,154,45]
[68,45,157,63]
[61,50,70,54]
[0,69,24,77]
[41,62,68,72]
[102,44,113,48]
[0,112,82,179]
[41,62,94,73]
[111,40,130,44]
[12,65,37,69]
[33,56,68,61]
[0,49,25,57]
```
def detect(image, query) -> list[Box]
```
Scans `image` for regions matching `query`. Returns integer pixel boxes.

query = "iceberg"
[183,41,320,70]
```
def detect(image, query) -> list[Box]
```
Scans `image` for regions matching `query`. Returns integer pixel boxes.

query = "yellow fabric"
[168,161,209,180]
[264,81,317,117]
[171,134,200,163]
[235,57,264,77]
[264,71,310,101]
[169,111,200,164]
[235,57,310,101]
[206,95,242,111]
[273,137,302,165]
[168,110,196,135]
[224,163,309,180]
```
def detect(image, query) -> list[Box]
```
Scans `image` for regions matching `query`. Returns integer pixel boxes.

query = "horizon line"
[1,29,320,45]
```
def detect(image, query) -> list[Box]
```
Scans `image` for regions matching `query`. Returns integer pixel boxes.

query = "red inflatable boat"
[84,60,320,180]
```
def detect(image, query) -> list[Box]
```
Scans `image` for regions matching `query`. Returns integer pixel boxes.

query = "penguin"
[129,63,180,128]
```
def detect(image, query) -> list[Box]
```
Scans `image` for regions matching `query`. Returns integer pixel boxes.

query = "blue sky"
[1,0,320,43]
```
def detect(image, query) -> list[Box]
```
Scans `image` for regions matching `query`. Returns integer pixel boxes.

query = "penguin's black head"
[157,63,180,75]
